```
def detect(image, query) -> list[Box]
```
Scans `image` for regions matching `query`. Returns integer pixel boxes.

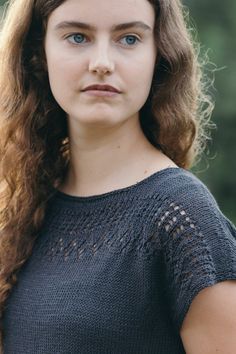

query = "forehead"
[47,0,155,30]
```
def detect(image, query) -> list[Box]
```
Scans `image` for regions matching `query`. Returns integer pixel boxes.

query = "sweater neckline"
[54,167,182,203]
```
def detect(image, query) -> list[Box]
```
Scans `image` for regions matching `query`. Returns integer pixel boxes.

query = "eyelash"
[65,33,141,47]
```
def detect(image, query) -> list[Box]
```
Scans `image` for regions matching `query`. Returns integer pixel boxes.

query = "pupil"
[127,36,135,44]
[74,34,83,43]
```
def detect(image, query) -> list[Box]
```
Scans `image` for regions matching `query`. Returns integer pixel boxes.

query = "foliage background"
[184,0,236,224]
[0,0,235,223]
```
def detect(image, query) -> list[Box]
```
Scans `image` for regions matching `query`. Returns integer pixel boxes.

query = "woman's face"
[44,0,157,129]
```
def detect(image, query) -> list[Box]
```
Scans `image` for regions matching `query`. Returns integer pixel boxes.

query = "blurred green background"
[184,0,236,224]
[0,0,235,223]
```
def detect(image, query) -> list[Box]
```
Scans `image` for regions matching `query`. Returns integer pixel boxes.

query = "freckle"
[117,145,121,149]
[144,170,148,174]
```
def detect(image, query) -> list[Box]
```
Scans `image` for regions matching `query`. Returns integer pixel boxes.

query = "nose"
[88,41,115,75]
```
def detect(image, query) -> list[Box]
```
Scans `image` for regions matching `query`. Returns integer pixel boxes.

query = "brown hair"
[0,0,213,349]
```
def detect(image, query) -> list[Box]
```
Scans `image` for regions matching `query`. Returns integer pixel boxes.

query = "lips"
[81,84,121,93]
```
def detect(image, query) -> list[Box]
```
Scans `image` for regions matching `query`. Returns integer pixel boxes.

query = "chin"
[68,113,118,126]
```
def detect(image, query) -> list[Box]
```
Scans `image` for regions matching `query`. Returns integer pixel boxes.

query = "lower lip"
[82,90,120,97]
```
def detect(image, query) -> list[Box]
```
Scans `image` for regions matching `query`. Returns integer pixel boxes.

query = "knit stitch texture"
[2,167,236,353]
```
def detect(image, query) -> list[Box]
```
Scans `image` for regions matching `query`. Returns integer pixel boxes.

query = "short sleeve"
[158,179,236,332]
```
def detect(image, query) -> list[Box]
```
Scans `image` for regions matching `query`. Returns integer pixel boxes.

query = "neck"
[60,115,175,196]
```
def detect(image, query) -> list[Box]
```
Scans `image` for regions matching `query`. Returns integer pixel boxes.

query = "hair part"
[0,0,214,350]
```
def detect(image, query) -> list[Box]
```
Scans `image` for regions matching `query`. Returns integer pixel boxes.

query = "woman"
[0,0,236,353]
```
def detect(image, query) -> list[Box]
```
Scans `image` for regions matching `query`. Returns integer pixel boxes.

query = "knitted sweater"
[2,167,236,354]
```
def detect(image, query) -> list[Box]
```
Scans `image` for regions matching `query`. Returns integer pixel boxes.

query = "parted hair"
[0,0,213,350]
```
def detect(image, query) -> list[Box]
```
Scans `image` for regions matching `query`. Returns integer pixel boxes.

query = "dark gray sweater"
[2,167,236,353]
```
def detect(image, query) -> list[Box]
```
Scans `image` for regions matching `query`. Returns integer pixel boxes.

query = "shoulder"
[144,167,236,238]
[155,167,235,235]
[150,168,236,332]
[156,167,218,205]
[147,167,221,220]
[152,168,236,260]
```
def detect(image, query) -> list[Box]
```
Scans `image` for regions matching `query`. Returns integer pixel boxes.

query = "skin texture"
[45,0,157,130]
[44,0,176,197]
[180,280,236,353]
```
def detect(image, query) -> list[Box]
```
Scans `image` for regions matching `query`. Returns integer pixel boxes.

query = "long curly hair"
[0,0,213,350]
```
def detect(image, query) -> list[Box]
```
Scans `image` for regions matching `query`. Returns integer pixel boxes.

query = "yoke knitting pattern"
[2,167,236,353]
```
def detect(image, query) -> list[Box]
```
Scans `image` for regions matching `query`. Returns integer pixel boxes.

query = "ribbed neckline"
[54,167,183,203]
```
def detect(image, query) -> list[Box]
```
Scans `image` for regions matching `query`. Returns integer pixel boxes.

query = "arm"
[180,280,236,354]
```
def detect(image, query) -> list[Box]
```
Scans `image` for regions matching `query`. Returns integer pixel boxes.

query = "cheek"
[47,55,77,85]
[123,55,155,111]
[129,61,154,98]
[46,58,75,111]
[45,40,81,87]
[46,59,84,108]
[128,50,156,86]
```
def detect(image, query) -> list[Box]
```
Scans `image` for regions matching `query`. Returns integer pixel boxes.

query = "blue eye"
[67,33,87,44]
[120,35,140,46]
[66,33,140,46]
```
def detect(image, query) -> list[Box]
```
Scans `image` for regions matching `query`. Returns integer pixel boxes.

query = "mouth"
[81,90,120,97]
[81,84,121,93]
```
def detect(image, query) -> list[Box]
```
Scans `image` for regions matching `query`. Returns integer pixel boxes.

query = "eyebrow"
[54,21,152,32]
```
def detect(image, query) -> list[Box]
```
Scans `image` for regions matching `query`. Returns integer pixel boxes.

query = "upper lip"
[81,84,121,93]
